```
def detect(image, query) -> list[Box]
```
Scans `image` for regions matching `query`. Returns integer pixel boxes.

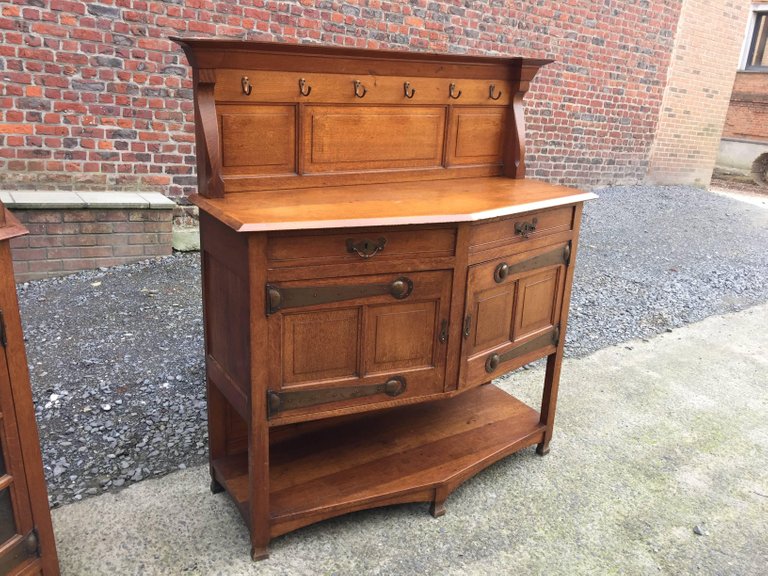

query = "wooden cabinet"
[176,38,597,560]
[0,202,59,576]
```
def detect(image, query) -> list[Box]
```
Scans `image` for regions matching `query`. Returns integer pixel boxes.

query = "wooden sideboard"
[175,38,596,560]
[0,202,59,576]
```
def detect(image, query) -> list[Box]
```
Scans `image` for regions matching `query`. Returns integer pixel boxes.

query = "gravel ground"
[15,184,768,507]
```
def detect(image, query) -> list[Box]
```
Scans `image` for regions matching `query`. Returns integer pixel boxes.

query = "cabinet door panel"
[268,270,452,421]
[461,243,568,388]
[282,308,360,385]
[514,267,562,342]
[366,301,437,374]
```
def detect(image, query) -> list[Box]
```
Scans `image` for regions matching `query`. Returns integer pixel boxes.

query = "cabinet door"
[461,243,569,388]
[0,342,38,576]
[266,270,452,421]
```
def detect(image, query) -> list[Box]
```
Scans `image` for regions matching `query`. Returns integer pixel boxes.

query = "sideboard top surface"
[190,177,597,232]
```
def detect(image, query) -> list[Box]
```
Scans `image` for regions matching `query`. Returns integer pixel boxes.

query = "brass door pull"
[266,276,413,314]
[494,262,509,283]
[346,237,386,258]
[267,375,407,416]
[514,217,538,238]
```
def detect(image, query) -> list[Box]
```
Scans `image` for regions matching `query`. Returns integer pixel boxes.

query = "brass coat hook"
[299,78,312,96]
[241,76,252,96]
[403,82,415,99]
[354,80,367,98]
[489,84,502,100]
[449,83,462,99]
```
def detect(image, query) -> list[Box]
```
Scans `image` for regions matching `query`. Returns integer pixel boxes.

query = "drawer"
[267,226,456,267]
[468,205,574,258]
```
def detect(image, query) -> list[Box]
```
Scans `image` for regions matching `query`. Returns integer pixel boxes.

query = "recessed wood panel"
[514,267,561,342]
[366,302,437,373]
[302,105,445,172]
[447,106,507,167]
[473,287,515,352]
[219,105,295,175]
[282,308,360,385]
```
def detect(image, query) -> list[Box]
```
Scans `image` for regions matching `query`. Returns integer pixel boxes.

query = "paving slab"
[50,302,768,575]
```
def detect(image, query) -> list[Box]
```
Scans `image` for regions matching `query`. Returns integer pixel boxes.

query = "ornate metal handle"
[449,83,462,99]
[266,276,413,314]
[489,84,502,100]
[494,262,509,283]
[346,237,386,258]
[439,319,449,343]
[485,328,560,374]
[389,277,413,299]
[354,80,367,98]
[298,78,312,96]
[241,76,252,96]
[514,217,538,238]
[404,82,416,98]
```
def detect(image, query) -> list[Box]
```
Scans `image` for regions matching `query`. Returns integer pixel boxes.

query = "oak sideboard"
[175,38,596,560]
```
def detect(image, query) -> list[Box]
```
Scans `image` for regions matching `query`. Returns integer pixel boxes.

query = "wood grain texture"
[184,41,593,561]
[0,206,59,575]
[190,177,597,232]
[211,384,545,537]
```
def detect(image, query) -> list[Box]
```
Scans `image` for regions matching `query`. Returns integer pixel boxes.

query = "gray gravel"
[15,185,768,507]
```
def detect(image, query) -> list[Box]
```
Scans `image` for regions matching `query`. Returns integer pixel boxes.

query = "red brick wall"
[0,0,683,195]
[722,72,768,143]
[9,208,172,281]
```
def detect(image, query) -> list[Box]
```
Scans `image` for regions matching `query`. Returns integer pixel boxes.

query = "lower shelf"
[212,384,545,538]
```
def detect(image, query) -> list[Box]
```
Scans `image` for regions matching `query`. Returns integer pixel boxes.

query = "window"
[744,6,768,70]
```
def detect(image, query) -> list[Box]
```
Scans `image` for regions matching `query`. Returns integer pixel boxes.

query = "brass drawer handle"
[267,375,407,416]
[346,237,386,258]
[449,83,462,99]
[494,262,509,283]
[514,217,538,238]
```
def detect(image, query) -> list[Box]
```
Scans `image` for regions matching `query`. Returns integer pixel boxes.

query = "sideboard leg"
[430,500,446,518]
[536,442,550,456]
[250,546,269,561]
[430,486,448,518]
[210,470,224,494]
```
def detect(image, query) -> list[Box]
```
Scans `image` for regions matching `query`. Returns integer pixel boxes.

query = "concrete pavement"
[50,302,768,575]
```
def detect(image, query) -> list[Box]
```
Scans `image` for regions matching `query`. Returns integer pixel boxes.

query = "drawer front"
[267,227,456,267]
[469,205,574,257]
[461,243,569,388]
[266,270,452,421]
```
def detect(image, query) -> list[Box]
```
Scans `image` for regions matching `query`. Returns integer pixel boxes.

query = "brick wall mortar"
[9,208,173,281]
[0,0,684,192]
[647,0,750,185]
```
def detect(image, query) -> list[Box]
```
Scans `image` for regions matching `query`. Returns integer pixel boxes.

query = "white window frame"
[740,3,768,70]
